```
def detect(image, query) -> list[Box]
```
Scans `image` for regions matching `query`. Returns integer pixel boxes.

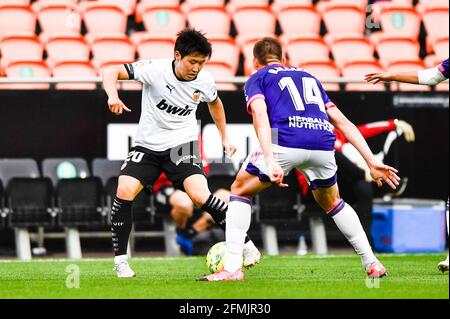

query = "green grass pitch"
[0,254,448,299]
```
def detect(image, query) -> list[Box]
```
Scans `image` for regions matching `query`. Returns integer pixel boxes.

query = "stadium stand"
[52,60,97,90]
[277,4,321,42]
[186,6,231,39]
[44,35,90,67]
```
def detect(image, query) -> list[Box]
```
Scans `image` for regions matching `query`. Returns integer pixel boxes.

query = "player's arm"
[207,97,236,156]
[365,66,446,85]
[101,64,132,115]
[250,98,286,187]
[327,106,400,190]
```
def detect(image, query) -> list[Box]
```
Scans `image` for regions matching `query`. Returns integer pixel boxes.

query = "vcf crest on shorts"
[193,90,201,103]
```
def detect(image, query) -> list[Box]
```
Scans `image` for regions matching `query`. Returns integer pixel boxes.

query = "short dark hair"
[175,28,212,59]
[253,37,283,66]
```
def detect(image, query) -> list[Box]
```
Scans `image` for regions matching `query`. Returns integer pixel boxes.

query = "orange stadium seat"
[187,7,231,38]
[82,3,127,39]
[233,7,276,47]
[52,60,97,90]
[277,5,321,41]
[209,37,240,75]
[45,35,90,67]
[330,36,375,68]
[0,0,30,5]
[416,0,449,15]
[316,0,369,12]
[285,36,330,67]
[376,37,420,68]
[271,0,313,14]
[35,3,81,41]
[378,6,421,39]
[91,35,135,69]
[226,0,268,14]
[136,36,175,60]
[301,61,340,91]
[387,60,430,91]
[135,0,180,22]
[0,61,50,90]
[368,0,413,25]
[341,60,385,91]
[422,6,449,53]
[181,0,225,13]
[431,37,449,60]
[204,61,237,91]
[97,0,137,16]
[0,35,43,70]
[321,4,366,44]
[139,6,186,37]
[0,4,36,39]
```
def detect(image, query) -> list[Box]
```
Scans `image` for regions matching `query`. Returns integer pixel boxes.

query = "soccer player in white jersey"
[198,37,401,282]
[102,28,260,278]
[366,58,449,273]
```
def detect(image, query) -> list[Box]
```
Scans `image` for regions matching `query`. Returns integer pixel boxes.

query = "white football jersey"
[125,58,218,151]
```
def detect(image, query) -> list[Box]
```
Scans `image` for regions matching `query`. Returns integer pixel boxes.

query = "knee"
[213,188,230,203]
[171,199,194,217]
[230,180,244,196]
[116,183,138,201]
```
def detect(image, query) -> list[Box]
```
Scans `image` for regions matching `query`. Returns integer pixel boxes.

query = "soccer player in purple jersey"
[366,58,449,273]
[197,37,401,282]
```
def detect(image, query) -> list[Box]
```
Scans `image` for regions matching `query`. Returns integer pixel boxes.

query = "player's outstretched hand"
[223,139,237,157]
[365,72,391,84]
[267,160,288,188]
[369,162,401,190]
[108,97,131,115]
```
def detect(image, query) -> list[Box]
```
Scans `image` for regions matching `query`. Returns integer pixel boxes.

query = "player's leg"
[112,148,161,278]
[312,183,386,278]
[438,198,449,272]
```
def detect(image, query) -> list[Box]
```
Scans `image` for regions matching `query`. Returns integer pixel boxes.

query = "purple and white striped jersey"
[244,64,337,151]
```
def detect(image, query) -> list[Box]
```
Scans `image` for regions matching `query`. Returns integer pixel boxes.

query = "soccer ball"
[206,241,227,273]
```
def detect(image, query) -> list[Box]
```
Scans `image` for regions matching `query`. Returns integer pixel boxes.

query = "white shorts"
[242,144,337,189]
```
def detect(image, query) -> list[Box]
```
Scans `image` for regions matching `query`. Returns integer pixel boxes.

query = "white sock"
[329,200,377,269]
[224,195,252,273]
[114,254,128,265]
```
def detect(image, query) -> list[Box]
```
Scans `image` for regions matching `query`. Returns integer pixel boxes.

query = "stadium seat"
[97,0,137,16]
[0,4,36,39]
[6,177,55,227]
[378,6,421,39]
[422,6,449,53]
[204,61,237,91]
[45,35,90,67]
[387,60,430,91]
[186,6,231,38]
[330,36,375,68]
[91,35,135,69]
[0,61,50,90]
[0,35,43,70]
[138,6,186,38]
[92,158,123,187]
[55,177,105,226]
[0,0,30,5]
[233,7,276,47]
[342,60,386,91]
[300,61,340,91]
[136,36,175,60]
[82,3,127,39]
[431,37,449,60]
[32,0,78,9]
[0,158,40,186]
[285,36,330,67]
[181,0,225,13]
[321,4,366,44]
[52,61,97,90]
[271,0,313,14]
[207,161,235,193]
[316,0,368,12]
[376,37,420,68]
[35,3,81,41]
[277,5,321,41]
[209,37,240,75]
[416,0,449,15]
[41,157,90,187]
[226,0,269,14]
[241,39,259,76]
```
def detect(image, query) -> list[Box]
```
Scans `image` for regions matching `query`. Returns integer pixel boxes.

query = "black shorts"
[120,141,205,192]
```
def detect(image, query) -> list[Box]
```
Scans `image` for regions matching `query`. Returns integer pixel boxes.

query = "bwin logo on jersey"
[156,99,193,116]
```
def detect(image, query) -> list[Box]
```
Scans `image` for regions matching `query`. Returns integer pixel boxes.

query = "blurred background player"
[198,37,400,282]
[366,58,449,272]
